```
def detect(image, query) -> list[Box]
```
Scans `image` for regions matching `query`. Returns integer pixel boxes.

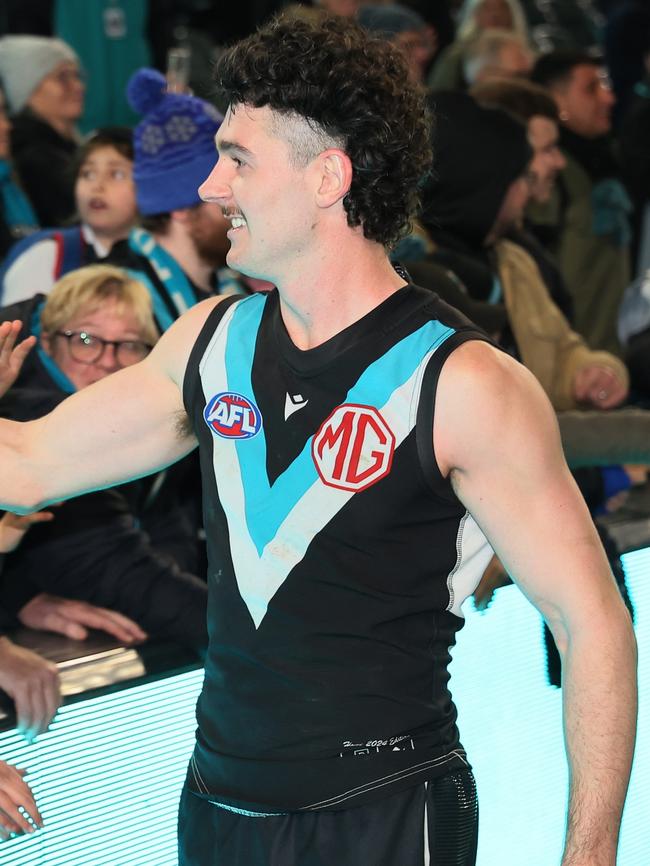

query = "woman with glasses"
[0,35,85,226]
[0,263,208,657]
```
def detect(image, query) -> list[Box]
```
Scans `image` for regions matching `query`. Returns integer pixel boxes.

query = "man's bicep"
[435,343,620,633]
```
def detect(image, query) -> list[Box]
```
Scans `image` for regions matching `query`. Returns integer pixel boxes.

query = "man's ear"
[314,149,353,209]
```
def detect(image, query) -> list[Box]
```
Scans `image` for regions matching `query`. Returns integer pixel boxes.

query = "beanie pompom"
[127,68,167,116]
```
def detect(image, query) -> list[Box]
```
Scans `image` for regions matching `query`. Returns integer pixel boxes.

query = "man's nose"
[199,160,230,203]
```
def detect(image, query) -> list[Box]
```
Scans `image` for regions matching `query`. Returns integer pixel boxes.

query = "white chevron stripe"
[201,330,439,628]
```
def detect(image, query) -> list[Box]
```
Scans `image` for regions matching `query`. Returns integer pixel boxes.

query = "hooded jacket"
[420,91,627,410]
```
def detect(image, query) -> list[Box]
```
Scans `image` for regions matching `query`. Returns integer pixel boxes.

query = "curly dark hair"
[214,14,433,249]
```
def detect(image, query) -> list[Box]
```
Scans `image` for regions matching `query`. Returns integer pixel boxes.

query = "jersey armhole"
[182,295,242,422]
[416,330,492,502]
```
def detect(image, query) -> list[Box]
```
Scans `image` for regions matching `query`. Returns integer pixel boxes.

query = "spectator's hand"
[0,761,43,840]
[473,553,511,611]
[573,365,628,409]
[0,320,36,399]
[0,510,54,554]
[0,636,60,740]
[18,594,147,645]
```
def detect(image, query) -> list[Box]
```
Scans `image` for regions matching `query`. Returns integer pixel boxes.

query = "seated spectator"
[106,68,236,329]
[421,91,628,414]
[0,265,208,652]
[470,76,572,318]
[358,4,431,83]
[0,36,85,226]
[462,29,533,86]
[0,127,137,305]
[0,87,38,260]
[0,315,148,840]
[529,50,631,356]
[428,0,530,91]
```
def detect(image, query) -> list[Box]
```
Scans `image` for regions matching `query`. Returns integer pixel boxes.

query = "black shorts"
[178,769,478,866]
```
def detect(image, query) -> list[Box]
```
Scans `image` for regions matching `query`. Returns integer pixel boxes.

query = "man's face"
[527,115,566,203]
[553,64,615,139]
[186,201,231,269]
[42,299,149,390]
[394,29,430,83]
[198,104,318,283]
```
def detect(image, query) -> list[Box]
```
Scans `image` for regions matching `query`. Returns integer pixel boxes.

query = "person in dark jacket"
[0,35,85,226]
[0,264,208,653]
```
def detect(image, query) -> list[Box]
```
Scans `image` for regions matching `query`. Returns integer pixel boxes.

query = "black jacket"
[10,108,78,227]
[0,296,207,650]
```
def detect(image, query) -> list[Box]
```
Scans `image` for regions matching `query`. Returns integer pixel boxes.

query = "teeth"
[230,216,246,229]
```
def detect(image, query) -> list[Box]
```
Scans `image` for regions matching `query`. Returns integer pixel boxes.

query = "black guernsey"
[182,284,493,814]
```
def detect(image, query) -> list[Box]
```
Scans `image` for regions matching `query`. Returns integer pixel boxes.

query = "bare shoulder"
[434,340,561,478]
[146,296,226,386]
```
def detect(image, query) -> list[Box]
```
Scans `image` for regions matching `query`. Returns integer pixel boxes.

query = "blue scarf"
[0,159,38,233]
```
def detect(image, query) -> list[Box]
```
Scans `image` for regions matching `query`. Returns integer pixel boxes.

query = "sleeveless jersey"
[183,284,494,813]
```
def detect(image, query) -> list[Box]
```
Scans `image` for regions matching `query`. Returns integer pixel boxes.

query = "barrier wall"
[0,551,647,865]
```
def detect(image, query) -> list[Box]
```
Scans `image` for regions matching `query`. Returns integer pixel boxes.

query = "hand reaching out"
[0,320,35,399]
[0,761,42,840]
[0,636,60,741]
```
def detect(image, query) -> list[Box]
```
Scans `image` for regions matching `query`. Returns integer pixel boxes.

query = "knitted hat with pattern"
[127,68,222,215]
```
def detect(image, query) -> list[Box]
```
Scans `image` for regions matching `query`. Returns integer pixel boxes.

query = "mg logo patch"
[312,404,395,492]
[204,392,262,439]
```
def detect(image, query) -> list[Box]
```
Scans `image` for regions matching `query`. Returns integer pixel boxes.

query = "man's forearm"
[559,606,637,866]
[0,419,45,512]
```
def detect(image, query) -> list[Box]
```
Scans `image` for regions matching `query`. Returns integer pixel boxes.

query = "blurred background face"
[527,115,566,203]
[320,0,360,17]
[41,298,150,389]
[75,146,137,242]
[186,201,231,269]
[554,64,615,138]
[28,60,85,125]
[490,173,531,238]
[394,29,431,83]
[494,41,532,78]
[0,91,10,160]
[474,0,513,31]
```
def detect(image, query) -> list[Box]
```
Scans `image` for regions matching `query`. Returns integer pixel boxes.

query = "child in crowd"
[0,127,137,305]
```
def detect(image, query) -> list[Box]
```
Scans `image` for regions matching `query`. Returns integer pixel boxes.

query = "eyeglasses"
[54,330,152,366]
[50,68,86,87]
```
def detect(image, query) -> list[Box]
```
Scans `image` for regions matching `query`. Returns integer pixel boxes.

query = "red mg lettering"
[312,404,395,492]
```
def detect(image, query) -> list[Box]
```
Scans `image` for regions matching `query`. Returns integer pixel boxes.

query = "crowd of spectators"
[0,0,648,843]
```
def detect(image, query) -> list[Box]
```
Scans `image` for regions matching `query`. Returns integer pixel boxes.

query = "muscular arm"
[0,298,221,512]
[435,342,637,866]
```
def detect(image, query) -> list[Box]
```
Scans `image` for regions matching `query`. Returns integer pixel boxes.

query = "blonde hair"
[41,264,158,346]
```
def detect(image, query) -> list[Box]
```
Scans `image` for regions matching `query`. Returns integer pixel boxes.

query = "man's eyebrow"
[215,138,255,159]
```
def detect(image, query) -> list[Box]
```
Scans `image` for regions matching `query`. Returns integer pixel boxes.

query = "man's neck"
[153,229,214,293]
[271,233,407,350]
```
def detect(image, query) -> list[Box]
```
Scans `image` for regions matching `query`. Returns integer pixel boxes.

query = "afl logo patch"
[312,404,395,492]
[204,392,262,439]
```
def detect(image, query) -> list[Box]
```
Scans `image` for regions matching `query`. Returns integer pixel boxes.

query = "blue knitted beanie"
[127,68,222,215]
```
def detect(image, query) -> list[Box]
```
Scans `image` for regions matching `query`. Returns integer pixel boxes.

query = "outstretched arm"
[0,298,220,512]
[435,342,637,866]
